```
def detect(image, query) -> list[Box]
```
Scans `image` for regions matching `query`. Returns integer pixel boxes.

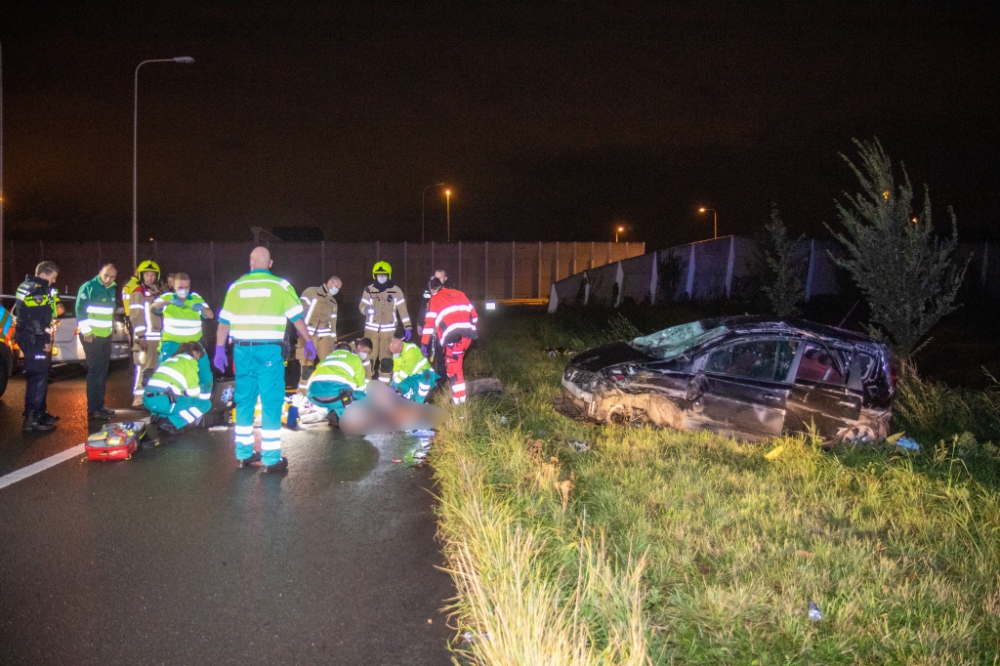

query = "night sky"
[1,1,997,249]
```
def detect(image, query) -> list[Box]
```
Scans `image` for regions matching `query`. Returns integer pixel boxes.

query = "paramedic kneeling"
[144,342,212,436]
[306,339,371,424]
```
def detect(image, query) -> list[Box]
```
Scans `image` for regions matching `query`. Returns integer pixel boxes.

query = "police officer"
[214,246,316,473]
[359,261,411,384]
[76,263,119,420]
[126,260,162,407]
[297,275,342,390]
[14,261,60,432]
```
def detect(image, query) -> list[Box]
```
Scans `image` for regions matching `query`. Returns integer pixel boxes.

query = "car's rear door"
[785,342,862,437]
[692,338,799,440]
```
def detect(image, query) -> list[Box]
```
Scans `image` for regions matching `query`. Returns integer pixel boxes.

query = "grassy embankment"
[432,312,1000,665]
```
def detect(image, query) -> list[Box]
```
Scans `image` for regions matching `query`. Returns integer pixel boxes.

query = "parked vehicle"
[0,295,131,371]
[555,316,896,443]
[0,302,14,398]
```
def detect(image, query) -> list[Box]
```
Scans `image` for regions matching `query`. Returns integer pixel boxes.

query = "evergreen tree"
[829,139,969,358]
[761,205,806,317]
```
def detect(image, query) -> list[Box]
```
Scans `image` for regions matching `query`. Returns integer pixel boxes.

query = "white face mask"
[376,275,388,284]
[329,286,340,295]
[392,353,401,359]
[176,288,189,300]
[358,352,369,361]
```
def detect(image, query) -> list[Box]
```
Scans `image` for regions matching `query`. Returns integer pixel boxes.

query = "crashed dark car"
[554,316,896,443]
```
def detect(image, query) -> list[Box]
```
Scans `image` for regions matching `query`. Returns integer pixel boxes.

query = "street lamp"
[615,225,625,243]
[698,207,717,239]
[133,56,194,271]
[445,189,452,242]
[421,182,445,244]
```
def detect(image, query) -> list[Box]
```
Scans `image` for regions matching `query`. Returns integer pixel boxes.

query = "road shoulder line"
[0,444,86,492]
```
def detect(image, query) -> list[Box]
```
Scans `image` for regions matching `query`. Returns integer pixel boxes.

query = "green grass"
[432,314,1000,665]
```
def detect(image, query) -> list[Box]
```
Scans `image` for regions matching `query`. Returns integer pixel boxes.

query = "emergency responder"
[76,263,119,420]
[152,272,214,400]
[143,342,212,436]
[126,260,162,407]
[13,261,60,432]
[388,336,437,403]
[421,277,478,404]
[213,246,316,473]
[419,268,451,379]
[306,338,372,424]
[297,275,342,390]
[359,261,411,384]
[121,270,140,318]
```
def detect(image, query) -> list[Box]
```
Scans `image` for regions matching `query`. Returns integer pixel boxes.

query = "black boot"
[39,412,60,425]
[23,414,56,432]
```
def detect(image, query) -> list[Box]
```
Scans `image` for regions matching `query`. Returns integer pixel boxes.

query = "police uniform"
[13,275,58,430]
[218,269,304,467]
[296,284,338,389]
[359,262,411,383]
[153,290,213,398]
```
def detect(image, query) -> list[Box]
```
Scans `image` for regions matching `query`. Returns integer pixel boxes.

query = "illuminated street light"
[698,207,718,239]
[133,56,195,271]
[421,182,446,244]
[445,188,452,243]
[615,225,625,243]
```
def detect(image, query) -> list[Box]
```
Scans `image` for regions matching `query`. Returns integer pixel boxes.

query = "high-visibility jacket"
[121,275,139,314]
[392,341,432,385]
[127,283,162,343]
[153,292,208,343]
[13,276,55,344]
[219,269,303,341]
[421,287,478,346]
[76,275,117,338]
[146,353,202,397]
[300,285,338,340]
[359,281,410,335]
[307,349,368,391]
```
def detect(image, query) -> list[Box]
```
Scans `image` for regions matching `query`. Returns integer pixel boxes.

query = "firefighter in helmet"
[359,261,411,384]
[127,259,163,407]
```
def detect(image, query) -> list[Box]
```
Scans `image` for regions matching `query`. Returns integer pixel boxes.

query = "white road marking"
[0,445,86,492]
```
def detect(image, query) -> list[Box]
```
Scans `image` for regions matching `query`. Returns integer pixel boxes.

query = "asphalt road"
[0,365,455,665]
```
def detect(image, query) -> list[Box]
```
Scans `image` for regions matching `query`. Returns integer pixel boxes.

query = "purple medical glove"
[304,339,318,361]
[403,328,413,342]
[213,345,228,373]
[420,344,429,357]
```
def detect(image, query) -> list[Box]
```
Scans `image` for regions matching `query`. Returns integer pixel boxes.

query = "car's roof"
[696,315,874,345]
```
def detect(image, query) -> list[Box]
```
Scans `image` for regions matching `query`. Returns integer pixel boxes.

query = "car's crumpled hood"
[630,321,728,360]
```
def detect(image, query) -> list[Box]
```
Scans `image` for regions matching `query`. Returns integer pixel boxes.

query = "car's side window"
[704,339,798,382]
[796,343,846,385]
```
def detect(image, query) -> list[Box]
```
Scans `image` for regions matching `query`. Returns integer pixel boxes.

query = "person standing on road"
[421,277,478,404]
[296,275,342,391]
[126,260,163,407]
[76,263,119,421]
[419,268,451,381]
[360,261,411,384]
[214,246,316,473]
[13,261,61,432]
[143,342,212,436]
[152,272,214,400]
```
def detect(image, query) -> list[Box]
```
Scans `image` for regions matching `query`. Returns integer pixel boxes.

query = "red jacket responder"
[421,287,478,346]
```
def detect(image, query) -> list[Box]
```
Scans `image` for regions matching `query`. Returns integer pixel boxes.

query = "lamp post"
[445,188,451,243]
[698,207,717,239]
[133,56,194,271]
[615,225,624,243]
[421,182,445,244]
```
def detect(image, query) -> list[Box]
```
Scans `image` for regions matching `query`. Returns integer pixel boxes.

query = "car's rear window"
[702,339,799,382]
[796,343,846,385]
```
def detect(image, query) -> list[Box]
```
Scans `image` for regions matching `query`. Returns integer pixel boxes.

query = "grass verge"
[433,313,1000,665]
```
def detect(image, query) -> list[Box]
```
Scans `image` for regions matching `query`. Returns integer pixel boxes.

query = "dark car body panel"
[555,316,894,442]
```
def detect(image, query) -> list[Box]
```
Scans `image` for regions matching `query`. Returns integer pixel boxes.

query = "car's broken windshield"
[631,321,728,360]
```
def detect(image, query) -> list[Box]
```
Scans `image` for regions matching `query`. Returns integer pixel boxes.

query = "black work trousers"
[15,337,50,418]
[81,334,112,413]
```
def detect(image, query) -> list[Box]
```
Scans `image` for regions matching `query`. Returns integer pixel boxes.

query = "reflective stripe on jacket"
[392,342,431,384]
[154,292,207,343]
[147,354,202,397]
[308,349,368,391]
[359,282,410,333]
[301,285,338,339]
[128,283,162,342]
[76,275,117,337]
[421,287,478,346]
[218,270,303,341]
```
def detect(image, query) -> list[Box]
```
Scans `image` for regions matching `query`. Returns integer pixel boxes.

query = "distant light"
[698,207,706,213]
[485,302,496,311]
[445,189,451,196]
[149,237,154,241]
[617,226,624,232]
[911,217,918,224]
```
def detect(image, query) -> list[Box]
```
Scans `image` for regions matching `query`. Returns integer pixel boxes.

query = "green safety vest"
[392,342,431,384]
[75,275,117,337]
[147,353,202,397]
[219,270,302,341]
[155,292,208,343]
[308,349,368,391]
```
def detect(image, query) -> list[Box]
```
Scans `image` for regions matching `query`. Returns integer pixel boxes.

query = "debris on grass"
[764,444,784,461]
[808,601,823,622]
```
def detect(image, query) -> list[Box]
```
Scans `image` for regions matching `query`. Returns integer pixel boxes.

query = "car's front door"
[689,338,799,440]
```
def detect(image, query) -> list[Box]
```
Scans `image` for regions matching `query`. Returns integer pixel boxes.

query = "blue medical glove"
[403,328,413,341]
[304,339,318,361]
[213,345,228,373]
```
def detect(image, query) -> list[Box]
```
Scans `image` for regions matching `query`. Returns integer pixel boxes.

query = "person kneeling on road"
[306,339,372,424]
[143,342,212,436]
[389,337,438,403]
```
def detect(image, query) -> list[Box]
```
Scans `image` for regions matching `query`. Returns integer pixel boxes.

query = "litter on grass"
[895,436,920,453]
[808,601,823,622]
